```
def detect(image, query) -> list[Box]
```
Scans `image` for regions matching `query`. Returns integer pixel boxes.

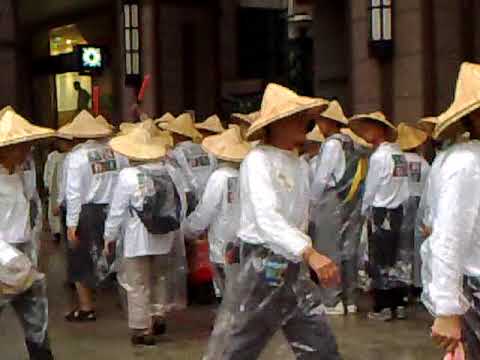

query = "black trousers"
[373,288,407,312]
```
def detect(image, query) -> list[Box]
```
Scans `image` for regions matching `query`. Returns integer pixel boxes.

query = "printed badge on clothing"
[408,162,421,183]
[227,177,239,204]
[88,149,118,175]
[189,155,211,168]
[392,154,408,177]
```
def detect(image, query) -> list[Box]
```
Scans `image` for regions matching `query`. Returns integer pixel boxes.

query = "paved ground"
[0,238,442,359]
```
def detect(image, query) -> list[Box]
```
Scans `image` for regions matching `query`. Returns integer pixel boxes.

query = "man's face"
[355,122,386,145]
[7,143,31,167]
[316,117,339,137]
[468,109,480,138]
[269,114,313,151]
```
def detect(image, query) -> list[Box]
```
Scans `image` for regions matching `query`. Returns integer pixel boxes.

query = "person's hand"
[421,224,432,238]
[432,315,462,354]
[67,227,79,248]
[53,206,61,217]
[303,246,340,288]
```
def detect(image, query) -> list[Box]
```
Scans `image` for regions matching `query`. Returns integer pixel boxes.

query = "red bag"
[188,238,214,285]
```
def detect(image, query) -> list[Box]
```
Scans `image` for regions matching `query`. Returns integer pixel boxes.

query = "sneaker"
[347,304,358,314]
[368,308,393,321]
[325,302,345,316]
[396,306,407,320]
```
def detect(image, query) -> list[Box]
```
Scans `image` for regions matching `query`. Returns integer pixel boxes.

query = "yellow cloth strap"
[344,157,368,203]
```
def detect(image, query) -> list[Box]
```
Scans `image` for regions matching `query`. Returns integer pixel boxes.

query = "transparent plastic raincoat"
[104,159,189,320]
[204,146,340,360]
[309,133,369,307]
[421,141,480,358]
[0,240,53,359]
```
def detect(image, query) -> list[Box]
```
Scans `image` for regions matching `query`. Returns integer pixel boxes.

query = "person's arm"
[104,171,132,247]
[244,151,311,262]
[183,172,223,239]
[361,151,386,215]
[43,154,53,191]
[65,153,87,228]
[427,166,480,316]
[310,140,343,202]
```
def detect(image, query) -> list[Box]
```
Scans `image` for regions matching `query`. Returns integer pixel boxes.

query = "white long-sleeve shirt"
[65,140,129,227]
[421,141,480,316]
[404,152,430,198]
[237,146,311,263]
[169,141,217,199]
[0,165,31,244]
[183,165,240,264]
[362,142,410,214]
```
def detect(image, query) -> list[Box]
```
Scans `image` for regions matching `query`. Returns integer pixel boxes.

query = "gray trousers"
[205,244,341,360]
[0,279,53,360]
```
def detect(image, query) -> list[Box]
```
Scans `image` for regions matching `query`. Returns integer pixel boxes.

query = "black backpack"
[133,170,182,235]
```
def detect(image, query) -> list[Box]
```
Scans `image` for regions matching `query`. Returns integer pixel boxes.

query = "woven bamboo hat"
[0,106,54,148]
[416,117,437,134]
[349,111,397,142]
[434,62,480,140]
[57,110,113,139]
[306,125,325,142]
[246,84,329,140]
[231,111,260,125]
[396,122,428,151]
[159,112,203,141]
[341,128,373,149]
[110,121,171,161]
[202,125,251,162]
[154,112,175,126]
[317,100,349,126]
[119,119,173,146]
[195,114,226,134]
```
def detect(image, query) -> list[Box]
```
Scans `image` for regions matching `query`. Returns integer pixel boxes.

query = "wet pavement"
[1,238,442,360]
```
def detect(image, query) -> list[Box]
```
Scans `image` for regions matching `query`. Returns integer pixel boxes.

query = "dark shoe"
[26,337,54,360]
[131,334,156,346]
[153,320,167,336]
[53,234,61,244]
[65,309,96,322]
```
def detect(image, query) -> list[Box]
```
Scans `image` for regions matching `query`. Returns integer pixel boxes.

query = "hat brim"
[109,138,168,162]
[349,116,398,142]
[201,141,250,163]
[246,102,329,141]
[159,123,203,141]
[0,131,55,148]
[317,114,349,127]
[433,100,480,140]
[195,124,225,134]
[56,131,113,139]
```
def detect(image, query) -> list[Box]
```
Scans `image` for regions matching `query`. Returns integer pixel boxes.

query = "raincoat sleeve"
[310,139,343,202]
[43,153,53,190]
[65,153,88,227]
[244,151,311,262]
[361,151,386,215]
[183,171,223,239]
[104,170,134,244]
[425,164,480,316]
[57,155,68,207]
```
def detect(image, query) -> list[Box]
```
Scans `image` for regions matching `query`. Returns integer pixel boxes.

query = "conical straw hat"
[195,114,226,134]
[306,125,325,142]
[318,100,349,126]
[231,111,260,125]
[0,107,54,148]
[159,113,203,141]
[434,62,480,140]
[154,112,175,126]
[396,122,428,151]
[246,84,329,140]
[57,110,113,139]
[202,125,252,162]
[340,128,373,149]
[110,122,170,161]
[119,119,173,146]
[349,111,397,142]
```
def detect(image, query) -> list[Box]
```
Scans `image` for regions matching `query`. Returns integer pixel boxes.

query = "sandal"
[65,309,97,322]
[131,334,156,346]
